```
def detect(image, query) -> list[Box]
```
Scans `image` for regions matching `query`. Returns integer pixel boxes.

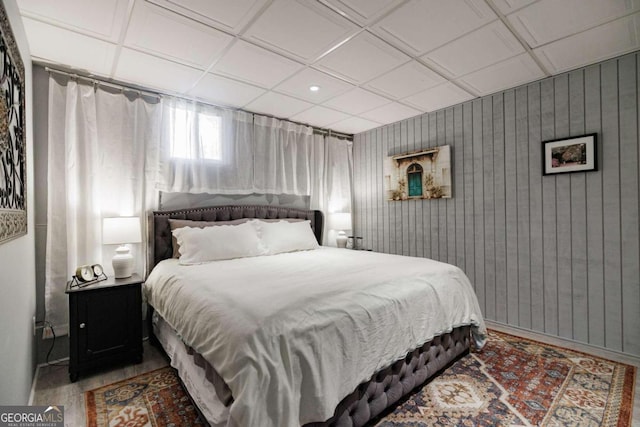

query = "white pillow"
[172,222,266,265]
[168,218,250,258]
[251,220,319,255]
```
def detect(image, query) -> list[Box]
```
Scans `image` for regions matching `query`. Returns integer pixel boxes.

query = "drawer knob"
[79,323,86,329]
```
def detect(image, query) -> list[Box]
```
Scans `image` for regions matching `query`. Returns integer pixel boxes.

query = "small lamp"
[103,217,142,279]
[329,213,352,248]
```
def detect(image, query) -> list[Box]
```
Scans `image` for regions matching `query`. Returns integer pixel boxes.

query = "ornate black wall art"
[0,2,26,245]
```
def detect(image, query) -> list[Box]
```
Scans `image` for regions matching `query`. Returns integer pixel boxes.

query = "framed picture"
[384,145,452,201]
[542,134,597,176]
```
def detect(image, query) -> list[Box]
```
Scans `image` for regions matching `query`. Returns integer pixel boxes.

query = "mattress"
[144,247,486,427]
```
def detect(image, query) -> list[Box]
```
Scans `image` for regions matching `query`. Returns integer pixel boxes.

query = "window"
[170,106,222,161]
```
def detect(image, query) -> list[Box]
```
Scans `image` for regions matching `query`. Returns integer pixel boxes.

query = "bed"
[144,205,486,427]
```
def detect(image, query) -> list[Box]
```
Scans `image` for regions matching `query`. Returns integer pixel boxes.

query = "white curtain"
[157,98,254,194]
[45,78,161,335]
[158,110,319,197]
[253,116,315,196]
[310,135,353,245]
[324,135,353,214]
[309,133,326,213]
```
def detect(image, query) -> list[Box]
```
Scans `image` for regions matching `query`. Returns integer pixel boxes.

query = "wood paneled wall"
[352,52,640,356]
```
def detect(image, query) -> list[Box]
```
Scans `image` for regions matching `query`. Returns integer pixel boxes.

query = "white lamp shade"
[329,212,352,231]
[103,217,142,245]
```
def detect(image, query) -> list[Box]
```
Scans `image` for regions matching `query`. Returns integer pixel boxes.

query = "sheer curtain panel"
[309,135,353,245]
[157,99,254,194]
[324,135,353,214]
[45,77,161,335]
[253,116,315,196]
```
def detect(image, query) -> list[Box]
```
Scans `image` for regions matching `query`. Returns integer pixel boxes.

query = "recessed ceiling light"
[309,85,320,92]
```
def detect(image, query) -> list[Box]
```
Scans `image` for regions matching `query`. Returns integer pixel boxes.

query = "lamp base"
[336,231,348,248]
[112,246,134,279]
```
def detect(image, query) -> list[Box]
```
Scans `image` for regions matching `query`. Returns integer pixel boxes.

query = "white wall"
[0,0,36,404]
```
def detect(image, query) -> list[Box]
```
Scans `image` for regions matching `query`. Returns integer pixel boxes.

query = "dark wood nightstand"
[65,274,143,382]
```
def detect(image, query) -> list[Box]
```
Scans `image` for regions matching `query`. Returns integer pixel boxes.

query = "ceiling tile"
[359,102,421,124]
[321,0,405,25]
[245,92,314,118]
[315,31,410,84]
[213,40,303,88]
[22,0,640,137]
[274,68,355,103]
[403,82,474,112]
[125,1,234,69]
[148,0,269,33]
[421,21,524,78]
[189,73,266,107]
[457,53,544,95]
[114,48,204,93]
[22,18,117,76]
[365,61,445,99]
[372,0,496,55]
[243,0,359,62]
[508,0,640,48]
[329,116,381,134]
[290,106,351,127]
[17,0,128,42]
[533,14,640,74]
[491,0,537,15]
[323,87,391,115]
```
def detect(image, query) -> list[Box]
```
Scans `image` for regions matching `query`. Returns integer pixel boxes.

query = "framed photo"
[542,134,597,176]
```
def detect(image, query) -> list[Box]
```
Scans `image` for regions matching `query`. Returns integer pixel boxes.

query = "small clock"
[75,265,94,282]
[91,264,104,277]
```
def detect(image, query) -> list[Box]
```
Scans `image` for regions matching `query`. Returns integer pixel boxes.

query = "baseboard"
[28,365,40,405]
[486,320,640,367]
[36,356,69,368]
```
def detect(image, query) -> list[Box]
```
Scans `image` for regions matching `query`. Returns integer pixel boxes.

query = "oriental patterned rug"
[86,331,636,427]
[377,330,635,427]
[85,366,205,427]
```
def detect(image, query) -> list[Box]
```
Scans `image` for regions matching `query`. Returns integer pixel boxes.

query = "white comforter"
[144,247,486,427]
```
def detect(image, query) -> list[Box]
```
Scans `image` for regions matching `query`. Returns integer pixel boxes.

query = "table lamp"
[329,213,352,248]
[103,217,142,278]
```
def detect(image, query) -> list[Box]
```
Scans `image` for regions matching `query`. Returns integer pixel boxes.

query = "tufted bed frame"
[148,205,471,427]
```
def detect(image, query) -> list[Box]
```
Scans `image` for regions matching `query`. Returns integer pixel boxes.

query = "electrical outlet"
[32,316,36,336]
[42,324,54,339]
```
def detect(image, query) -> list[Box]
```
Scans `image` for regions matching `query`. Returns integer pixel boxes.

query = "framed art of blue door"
[407,163,423,197]
[385,145,452,201]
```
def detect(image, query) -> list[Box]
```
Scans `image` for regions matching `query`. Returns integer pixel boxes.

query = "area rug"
[377,330,636,427]
[85,366,205,427]
[86,330,636,427]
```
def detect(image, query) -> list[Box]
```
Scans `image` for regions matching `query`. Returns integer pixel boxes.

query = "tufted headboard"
[149,205,324,271]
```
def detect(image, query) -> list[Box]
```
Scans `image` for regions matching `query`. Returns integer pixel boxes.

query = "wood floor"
[31,325,640,426]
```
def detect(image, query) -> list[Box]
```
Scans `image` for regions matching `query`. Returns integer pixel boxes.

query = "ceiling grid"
[18,0,640,134]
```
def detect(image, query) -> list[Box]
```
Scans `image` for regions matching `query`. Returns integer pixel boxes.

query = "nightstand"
[65,273,143,382]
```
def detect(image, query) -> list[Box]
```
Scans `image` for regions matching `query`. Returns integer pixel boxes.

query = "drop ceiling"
[17,0,640,135]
